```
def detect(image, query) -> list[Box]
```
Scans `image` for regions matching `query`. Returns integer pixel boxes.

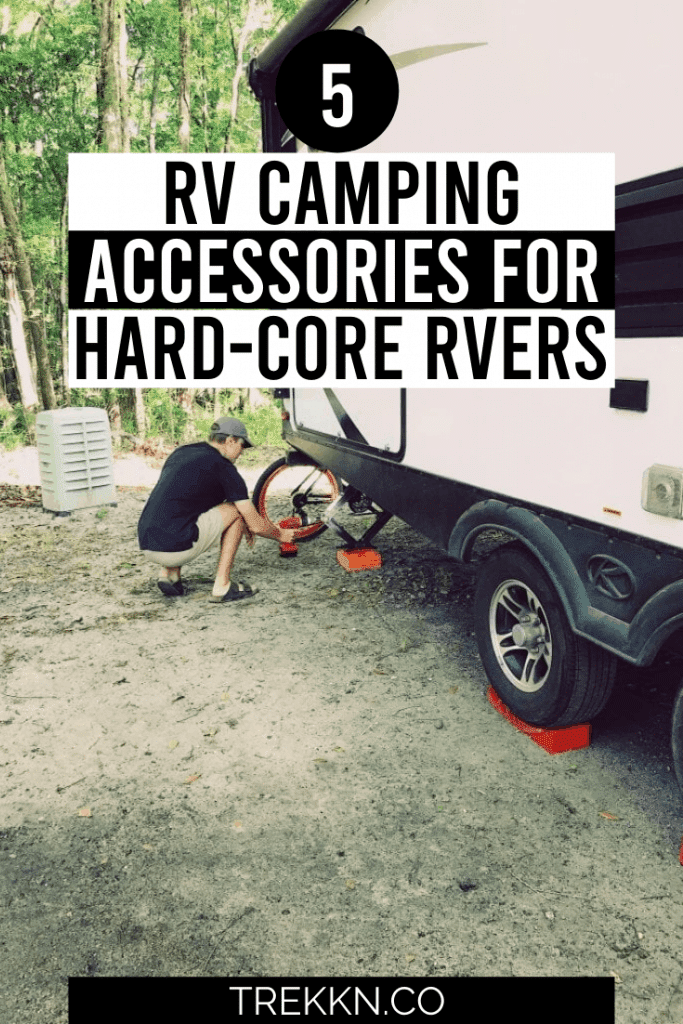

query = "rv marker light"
[642,465,683,519]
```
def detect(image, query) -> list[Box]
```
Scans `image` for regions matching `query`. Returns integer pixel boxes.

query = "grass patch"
[5,392,286,454]
[0,405,34,450]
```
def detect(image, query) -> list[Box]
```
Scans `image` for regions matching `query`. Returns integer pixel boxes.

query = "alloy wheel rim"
[488,577,553,692]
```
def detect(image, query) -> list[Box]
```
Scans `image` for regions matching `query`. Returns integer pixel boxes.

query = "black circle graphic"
[275,31,399,152]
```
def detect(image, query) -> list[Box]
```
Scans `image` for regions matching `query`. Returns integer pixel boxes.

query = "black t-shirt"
[137,442,249,552]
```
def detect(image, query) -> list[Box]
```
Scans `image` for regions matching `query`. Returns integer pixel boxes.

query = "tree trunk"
[100,0,129,153]
[119,0,130,152]
[0,150,56,410]
[4,272,39,411]
[149,58,160,153]
[228,387,247,412]
[0,362,9,411]
[108,389,122,439]
[0,316,8,408]
[59,187,70,405]
[225,0,257,151]
[213,388,221,418]
[134,387,146,439]
[178,387,195,439]
[248,388,267,409]
[178,0,191,152]
[201,78,210,152]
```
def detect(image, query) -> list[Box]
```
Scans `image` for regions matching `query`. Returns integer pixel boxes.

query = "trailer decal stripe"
[389,42,486,72]
[323,389,369,445]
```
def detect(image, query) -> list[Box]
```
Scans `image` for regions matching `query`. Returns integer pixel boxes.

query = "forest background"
[0,0,305,454]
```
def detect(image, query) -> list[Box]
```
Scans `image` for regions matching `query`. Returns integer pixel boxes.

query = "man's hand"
[235,499,297,544]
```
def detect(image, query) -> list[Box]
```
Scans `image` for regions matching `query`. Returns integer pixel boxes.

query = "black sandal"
[208,581,258,603]
[157,579,184,597]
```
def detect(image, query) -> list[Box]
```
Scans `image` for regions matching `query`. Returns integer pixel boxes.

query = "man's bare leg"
[158,565,182,583]
[212,517,244,596]
[157,563,184,596]
[158,504,242,596]
[210,504,245,598]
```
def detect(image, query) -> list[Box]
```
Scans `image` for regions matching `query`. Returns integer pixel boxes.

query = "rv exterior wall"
[261,0,683,681]
[330,0,681,186]
[401,381,683,550]
[278,0,683,550]
[288,381,683,552]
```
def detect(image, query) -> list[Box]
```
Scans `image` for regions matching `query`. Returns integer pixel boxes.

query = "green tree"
[0,0,304,433]
[0,142,56,409]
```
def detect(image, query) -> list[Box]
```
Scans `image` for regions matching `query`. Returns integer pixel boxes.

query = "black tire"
[473,543,616,728]
[252,457,342,543]
[672,682,683,793]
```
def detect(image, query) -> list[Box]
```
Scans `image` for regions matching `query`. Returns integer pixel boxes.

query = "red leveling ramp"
[336,548,383,572]
[487,686,591,754]
[278,517,301,558]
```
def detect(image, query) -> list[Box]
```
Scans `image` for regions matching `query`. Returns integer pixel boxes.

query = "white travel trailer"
[248,0,683,777]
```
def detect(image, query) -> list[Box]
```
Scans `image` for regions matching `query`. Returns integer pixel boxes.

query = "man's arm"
[234,499,295,543]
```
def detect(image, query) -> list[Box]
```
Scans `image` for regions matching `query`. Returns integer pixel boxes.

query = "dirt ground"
[2,445,683,1023]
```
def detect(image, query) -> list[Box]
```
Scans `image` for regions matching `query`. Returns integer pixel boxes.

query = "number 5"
[322,64,352,127]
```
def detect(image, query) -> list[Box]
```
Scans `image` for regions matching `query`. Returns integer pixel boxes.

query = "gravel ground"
[1,446,683,1023]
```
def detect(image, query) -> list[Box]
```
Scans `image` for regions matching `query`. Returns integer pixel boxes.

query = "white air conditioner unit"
[36,408,116,514]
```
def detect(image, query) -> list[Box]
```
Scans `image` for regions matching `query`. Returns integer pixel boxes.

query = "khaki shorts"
[142,506,227,568]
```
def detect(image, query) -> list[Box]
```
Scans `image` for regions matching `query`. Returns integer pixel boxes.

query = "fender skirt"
[448,499,683,666]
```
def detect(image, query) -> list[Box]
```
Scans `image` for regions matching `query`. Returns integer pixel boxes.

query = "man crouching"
[137,416,296,603]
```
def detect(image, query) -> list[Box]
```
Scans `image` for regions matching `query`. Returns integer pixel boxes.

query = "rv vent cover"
[36,408,116,513]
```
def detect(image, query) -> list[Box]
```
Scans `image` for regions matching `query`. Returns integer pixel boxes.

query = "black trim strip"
[249,0,356,84]
[616,166,683,201]
[248,0,357,153]
[616,325,683,338]
[282,419,683,666]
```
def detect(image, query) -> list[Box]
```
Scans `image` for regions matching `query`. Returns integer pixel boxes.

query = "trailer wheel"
[252,457,342,542]
[474,544,616,728]
[672,682,683,793]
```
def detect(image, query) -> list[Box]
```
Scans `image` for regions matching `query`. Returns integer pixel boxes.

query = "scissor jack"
[321,485,392,571]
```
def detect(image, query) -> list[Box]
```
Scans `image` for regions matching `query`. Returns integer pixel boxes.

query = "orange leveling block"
[487,686,591,754]
[278,516,301,558]
[336,548,383,572]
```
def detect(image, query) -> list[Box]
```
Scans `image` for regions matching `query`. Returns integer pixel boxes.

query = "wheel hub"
[511,614,546,650]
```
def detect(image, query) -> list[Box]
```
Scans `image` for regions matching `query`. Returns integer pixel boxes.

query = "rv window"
[615,167,683,338]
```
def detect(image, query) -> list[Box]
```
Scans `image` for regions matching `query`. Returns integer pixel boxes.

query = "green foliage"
[144,389,186,442]
[195,399,284,448]
[67,389,108,411]
[0,0,311,411]
[0,403,33,450]
[144,390,283,448]
[3,388,283,453]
